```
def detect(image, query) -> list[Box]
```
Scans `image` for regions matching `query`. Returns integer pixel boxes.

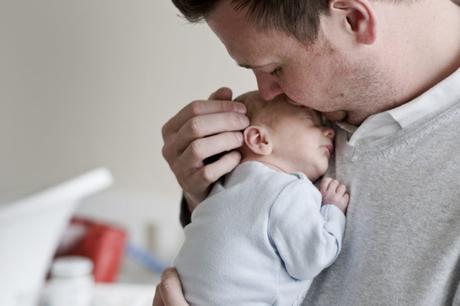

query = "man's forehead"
[206,0,255,43]
[206,1,287,66]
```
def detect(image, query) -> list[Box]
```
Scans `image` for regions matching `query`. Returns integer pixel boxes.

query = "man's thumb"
[158,268,189,306]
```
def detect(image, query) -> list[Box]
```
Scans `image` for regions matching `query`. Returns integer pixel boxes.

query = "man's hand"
[319,177,349,213]
[152,268,189,306]
[161,87,249,211]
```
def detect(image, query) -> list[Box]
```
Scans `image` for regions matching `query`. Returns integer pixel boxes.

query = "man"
[157,0,460,305]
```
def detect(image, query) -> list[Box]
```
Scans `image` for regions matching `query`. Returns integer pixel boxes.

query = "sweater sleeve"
[268,179,346,281]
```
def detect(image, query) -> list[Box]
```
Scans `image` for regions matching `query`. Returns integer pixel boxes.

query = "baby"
[174,91,349,306]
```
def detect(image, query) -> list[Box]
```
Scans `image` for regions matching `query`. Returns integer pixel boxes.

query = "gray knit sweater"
[179,73,460,306]
[303,97,460,304]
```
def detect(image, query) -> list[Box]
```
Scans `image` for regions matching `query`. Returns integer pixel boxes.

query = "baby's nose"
[324,128,335,139]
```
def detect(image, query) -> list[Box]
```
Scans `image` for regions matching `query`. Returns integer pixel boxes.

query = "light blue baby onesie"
[174,161,346,306]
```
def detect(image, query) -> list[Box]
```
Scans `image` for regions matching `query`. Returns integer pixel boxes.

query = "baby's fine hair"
[234,91,280,128]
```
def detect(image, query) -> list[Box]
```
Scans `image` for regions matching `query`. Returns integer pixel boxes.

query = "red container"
[57,217,127,283]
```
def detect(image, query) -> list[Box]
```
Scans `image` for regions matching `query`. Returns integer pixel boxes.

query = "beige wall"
[0,0,255,261]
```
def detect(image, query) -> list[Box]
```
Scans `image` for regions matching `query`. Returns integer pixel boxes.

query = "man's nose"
[323,127,335,139]
[254,71,283,101]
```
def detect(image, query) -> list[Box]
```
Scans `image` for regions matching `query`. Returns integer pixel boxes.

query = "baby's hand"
[319,177,349,214]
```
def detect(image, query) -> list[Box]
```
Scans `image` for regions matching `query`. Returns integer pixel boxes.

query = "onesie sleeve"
[268,179,346,281]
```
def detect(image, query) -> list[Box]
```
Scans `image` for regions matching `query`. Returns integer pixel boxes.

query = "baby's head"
[235,91,335,181]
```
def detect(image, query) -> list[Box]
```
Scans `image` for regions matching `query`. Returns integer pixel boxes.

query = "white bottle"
[45,256,94,306]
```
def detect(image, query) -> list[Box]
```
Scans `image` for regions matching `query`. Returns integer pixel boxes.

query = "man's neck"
[346,0,460,126]
[400,0,460,102]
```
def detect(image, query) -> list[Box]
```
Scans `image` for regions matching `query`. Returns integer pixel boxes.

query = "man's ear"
[329,0,377,45]
[243,125,272,156]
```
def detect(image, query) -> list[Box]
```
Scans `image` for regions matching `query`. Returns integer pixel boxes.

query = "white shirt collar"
[337,67,460,146]
[388,67,460,128]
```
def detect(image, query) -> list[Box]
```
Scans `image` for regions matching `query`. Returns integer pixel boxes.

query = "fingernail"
[235,104,247,113]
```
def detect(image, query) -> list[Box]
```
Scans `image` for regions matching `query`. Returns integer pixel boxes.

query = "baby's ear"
[243,125,272,155]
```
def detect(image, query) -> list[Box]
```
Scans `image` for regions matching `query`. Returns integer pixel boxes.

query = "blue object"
[125,242,167,274]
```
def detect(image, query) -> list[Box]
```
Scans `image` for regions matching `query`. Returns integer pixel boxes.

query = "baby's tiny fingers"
[337,184,347,196]
[320,177,333,194]
[343,193,350,205]
[328,179,339,193]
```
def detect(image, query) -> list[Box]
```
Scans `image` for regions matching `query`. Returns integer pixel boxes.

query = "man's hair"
[171,0,330,42]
